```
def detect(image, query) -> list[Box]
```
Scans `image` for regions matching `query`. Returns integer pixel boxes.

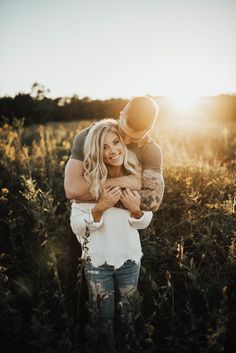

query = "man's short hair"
[123,96,159,132]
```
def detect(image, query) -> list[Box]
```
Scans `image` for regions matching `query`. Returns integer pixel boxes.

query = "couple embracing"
[64,96,164,352]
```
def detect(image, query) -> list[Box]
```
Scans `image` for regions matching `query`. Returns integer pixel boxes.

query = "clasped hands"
[92,186,143,221]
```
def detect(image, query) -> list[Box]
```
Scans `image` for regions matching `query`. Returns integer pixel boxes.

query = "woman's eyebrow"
[104,137,120,147]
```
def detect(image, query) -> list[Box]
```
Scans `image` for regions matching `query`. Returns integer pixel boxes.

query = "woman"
[70,119,152,352]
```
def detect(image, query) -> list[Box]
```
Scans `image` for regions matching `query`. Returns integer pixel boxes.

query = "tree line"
[0,83,235,125]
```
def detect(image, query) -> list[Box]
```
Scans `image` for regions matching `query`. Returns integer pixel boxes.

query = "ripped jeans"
[84,260,141,353]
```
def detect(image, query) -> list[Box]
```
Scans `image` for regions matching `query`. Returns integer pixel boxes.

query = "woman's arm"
[120,188,153,229]
[70,203,104,239]
[91,187,122,221]
[129,211,153,230]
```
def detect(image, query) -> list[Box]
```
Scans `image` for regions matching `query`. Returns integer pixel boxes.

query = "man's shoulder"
[74,125,91,142]
[139,135,162,155]
[70,124,93,160]
[137,135,163,172]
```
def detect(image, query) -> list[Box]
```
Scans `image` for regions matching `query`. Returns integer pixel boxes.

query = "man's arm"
[65,126,142,201]
[64,158,141,201]
[64,159,93,200]
[106,174,141,190]
[137,140,165,212]
[139,169,164,212]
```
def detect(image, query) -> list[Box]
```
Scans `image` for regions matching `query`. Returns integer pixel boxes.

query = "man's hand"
[120,188,143,218]
[92,186,122,221]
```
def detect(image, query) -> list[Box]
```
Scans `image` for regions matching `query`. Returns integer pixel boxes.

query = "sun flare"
[169,93,201,111]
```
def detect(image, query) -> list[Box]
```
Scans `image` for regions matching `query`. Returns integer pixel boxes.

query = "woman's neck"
[107,166,125,178]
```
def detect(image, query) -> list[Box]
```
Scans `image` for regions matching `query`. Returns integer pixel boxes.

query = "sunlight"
[162,91,204,127]
[169,92,201,111]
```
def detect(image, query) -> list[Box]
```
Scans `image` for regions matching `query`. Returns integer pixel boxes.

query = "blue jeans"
[84,260,141,352]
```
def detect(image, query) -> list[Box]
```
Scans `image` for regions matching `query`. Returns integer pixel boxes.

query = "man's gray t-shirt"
[70,126,163,173]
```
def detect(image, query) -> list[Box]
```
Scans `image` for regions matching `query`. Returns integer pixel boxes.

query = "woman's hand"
[92,186,122,221]
[98,186,122,210]
[120,188,143,218]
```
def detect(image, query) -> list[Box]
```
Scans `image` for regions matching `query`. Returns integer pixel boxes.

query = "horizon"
[1,85,236,101]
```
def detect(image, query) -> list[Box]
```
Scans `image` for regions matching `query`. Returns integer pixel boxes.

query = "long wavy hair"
[83,119,141,200]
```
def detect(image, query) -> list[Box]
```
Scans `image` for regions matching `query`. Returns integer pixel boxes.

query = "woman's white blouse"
[70,202,153,269]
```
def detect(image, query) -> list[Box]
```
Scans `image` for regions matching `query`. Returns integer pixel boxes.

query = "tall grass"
[0,117,235,353]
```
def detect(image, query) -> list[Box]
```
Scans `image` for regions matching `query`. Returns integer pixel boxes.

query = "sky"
[0,0,236,100]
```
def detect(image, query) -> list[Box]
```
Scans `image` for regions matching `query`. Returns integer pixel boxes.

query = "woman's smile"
[103,131,125,167]
[110,153,121,161]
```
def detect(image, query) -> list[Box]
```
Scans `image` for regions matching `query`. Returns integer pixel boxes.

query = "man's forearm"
[139,170,164,212]
[106,175,141,190]
[65,176,94,201]
[69,174,141,202]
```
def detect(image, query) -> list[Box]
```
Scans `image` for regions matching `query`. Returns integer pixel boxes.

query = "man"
[64,96,164,211]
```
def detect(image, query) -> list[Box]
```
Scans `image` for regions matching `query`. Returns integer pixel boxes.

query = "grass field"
[0,117,235,353]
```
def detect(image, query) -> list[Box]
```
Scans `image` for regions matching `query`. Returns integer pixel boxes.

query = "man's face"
[118,112,149,145]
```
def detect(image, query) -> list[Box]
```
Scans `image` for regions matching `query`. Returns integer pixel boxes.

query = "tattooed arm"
[137,139,164,212]
[139,169,164,212]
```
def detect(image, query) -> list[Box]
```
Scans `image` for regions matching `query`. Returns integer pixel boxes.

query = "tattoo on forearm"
[139,169,164,211]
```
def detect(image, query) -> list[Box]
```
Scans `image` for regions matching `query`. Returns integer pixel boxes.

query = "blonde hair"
[84,119,141,200]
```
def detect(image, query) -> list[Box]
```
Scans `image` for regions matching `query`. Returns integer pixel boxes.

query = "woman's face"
[103,130,125,167]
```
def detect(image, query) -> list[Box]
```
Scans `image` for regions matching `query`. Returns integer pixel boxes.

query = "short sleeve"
[70,127,90,161]
[139,141,163,173]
